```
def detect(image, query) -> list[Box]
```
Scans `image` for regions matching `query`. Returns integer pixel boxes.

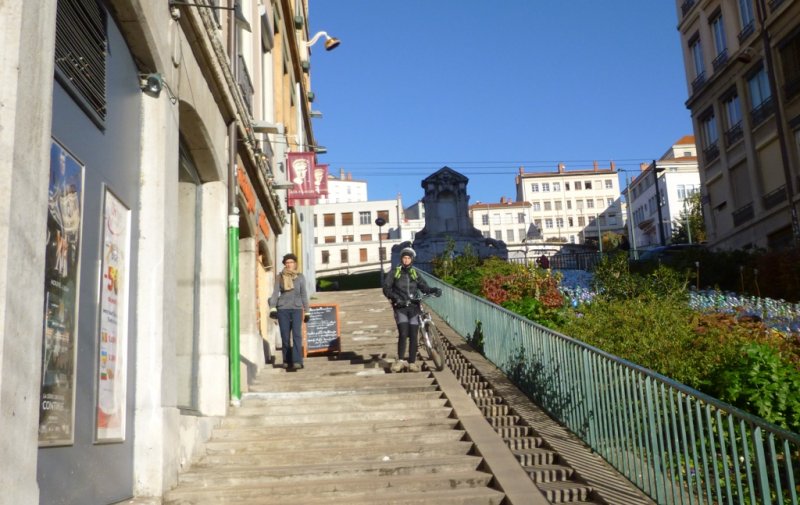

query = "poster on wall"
[39,139,85,446]
[286,151,317,206]
[95,187,131,442]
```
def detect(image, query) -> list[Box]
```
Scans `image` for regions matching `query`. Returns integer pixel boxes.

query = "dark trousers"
[277,308,303,366]
[393,305,419,363]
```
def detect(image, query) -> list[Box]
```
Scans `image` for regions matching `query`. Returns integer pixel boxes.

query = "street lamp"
[375,217,386,282]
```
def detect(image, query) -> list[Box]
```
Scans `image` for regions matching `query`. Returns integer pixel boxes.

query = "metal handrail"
[420,270,800,505]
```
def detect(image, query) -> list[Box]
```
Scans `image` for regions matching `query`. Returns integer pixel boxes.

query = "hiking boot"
[390,360,406,373]
[407,362,420,373]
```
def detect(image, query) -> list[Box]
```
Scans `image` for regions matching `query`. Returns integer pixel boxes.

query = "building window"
[585,181,593,190]
[545,219,554,229]
[494,230,502,240]
[605,179,613,189]
[482,214,489,225]
[341,212,353,226]
[482,231,490,238]
[690,33,706,90]
[711,13,728,69]
[519,228,525,240]
[723,90,743,145]
[531,183,539,192]
[360,234,372,241]
[607,198,614,206]
[542,183,550,192]
[700,109,720,162]
[506,230,514,242]
[556,217,564,228]
[553,182,561,191]
[565,182,571,191]
[493,214,501,224]
[340,249,348,263]
[578,216,585,226]
[780,32,800,101]
[377,210,390,223]
[568,217,574,227]
[566,200,572,210]
[322,251,330,264]
[738,0,755,40]
[575,181,582,190]
[534,219,542,228]
[587,199,595,209]
[555,201,562,211]
[577,199,584,210]
[324,236,335,243]
[324,213,335,226]
[532,202,541,211]
[359,248,368,262]
[342,235,354,242]
[359,211,371,225]
[517,212,526,223]
[544,201,552,211]
[596,199,604,208]
[748,67,773,126]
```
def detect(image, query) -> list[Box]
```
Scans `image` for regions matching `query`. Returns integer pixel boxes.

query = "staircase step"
[504,436,545,450]
[512,448,558,466]
[205,429,467,454]
[524,464,576,483]
[536,480,595,503]
[237,394,447,415]
[197,440,475,467]
[178,455,484,487]
[219,406,452,427]
[211,417,460,440]
[166,476,502,504]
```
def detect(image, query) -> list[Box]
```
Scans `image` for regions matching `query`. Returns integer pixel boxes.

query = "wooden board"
[304,304,341,355]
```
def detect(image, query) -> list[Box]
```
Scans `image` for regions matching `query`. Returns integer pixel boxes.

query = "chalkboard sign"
[304,304,341,355]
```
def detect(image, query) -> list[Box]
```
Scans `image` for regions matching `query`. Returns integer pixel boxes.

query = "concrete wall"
[0,2,57,503]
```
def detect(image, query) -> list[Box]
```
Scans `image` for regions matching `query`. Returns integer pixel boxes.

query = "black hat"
[282,253,298,264]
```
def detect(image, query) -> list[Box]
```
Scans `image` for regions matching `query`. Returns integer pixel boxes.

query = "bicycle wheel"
[425,321,446,371]
[419,325,434,362]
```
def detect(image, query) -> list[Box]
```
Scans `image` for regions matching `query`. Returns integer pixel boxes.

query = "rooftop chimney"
[593,160,598,172]
[557,163,565,173]
[339,168,345,179]
[610,161,616,171]
[640,162,649,172]
[519,166,525,175]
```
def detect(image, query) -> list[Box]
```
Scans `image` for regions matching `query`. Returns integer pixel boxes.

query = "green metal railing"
[420,271,800,505]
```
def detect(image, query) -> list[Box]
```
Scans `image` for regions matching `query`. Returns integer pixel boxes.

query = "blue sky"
[308,1,692,204]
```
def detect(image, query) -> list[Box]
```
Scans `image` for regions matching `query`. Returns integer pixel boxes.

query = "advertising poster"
[39,140,84,446]
[313,163,329,200]
[95,188,131,442]
[286,151,317,205]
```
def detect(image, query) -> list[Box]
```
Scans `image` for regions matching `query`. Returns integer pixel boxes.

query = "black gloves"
[303,312,310,323]
[433,288,442,297]
[269,308,278,319]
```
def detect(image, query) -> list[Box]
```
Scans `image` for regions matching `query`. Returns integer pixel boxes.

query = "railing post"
[581,348,596,449]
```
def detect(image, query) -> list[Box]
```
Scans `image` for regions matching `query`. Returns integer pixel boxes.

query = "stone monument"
[392,166,508,270]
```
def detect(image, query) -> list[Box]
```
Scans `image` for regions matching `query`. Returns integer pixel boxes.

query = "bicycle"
[411,292,447,371]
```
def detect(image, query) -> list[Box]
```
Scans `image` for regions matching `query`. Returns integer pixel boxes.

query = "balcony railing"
[703,142,720,164]
[712,49,729,71]
[732,202,755,226]
[763,185,787,209]
[237,55,254,114]
[750,96,775,127]
[421,271,800,505]
[724,122,743,146]
[691,71,706,94]
[681,0,696,16]
[738,21,755,43]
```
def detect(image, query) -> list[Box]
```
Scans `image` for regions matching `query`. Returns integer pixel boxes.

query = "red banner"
[287,152,317,206]
[313,163,329,199]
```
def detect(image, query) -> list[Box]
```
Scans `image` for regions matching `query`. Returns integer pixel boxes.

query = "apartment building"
[628,136,702,250]
[314,197,409,275]
[515,163,626,246]
[317,168,368,203]
[676,0,800,249]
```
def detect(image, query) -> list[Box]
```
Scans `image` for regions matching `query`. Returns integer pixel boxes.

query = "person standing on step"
[269,253,310,370]
[382,247,441,373]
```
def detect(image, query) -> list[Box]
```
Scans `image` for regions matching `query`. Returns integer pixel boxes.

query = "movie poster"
[95,188,130,442]
[39,140,84,446]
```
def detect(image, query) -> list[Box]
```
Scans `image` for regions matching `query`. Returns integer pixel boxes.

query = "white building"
[314,197,410,276]
[627,136,701,250]
[515,163,626,246]
[317,168,368,204]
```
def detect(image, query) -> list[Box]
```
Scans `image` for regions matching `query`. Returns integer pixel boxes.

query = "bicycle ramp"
[163,288,653,505]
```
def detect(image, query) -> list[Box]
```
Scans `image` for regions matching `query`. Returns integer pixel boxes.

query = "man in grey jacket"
[269,253,310,369]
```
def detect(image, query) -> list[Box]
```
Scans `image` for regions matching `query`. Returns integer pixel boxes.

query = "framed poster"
[94,187,131,442]
[39,139,85,446]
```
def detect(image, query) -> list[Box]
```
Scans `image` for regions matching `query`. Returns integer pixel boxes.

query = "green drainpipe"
[228,213,241,405]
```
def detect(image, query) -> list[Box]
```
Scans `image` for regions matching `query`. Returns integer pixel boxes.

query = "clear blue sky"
[308,1,692,204]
